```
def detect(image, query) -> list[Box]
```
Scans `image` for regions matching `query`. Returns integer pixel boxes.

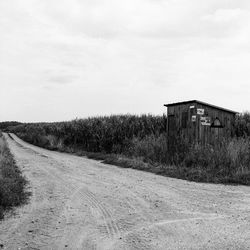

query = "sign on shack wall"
[197,109,204,115]
[201,116,211,126]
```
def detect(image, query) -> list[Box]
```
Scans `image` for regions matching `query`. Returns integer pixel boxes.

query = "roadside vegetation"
[0,121,22,132]
[6,113,250,185]
[0,132,29,219]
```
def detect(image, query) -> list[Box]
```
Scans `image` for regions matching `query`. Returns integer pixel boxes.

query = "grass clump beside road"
[0,132,29,219]
[90,136,250,185]
[127,136,250,185]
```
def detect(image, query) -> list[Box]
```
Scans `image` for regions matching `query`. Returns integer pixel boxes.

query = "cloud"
[48,74,77,85]
[1,0,250,121]
[202,8,245,23]
[26,0,250,40]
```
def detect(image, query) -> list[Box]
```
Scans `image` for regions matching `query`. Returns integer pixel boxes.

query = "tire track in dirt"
[78,187,121,239]
[27,152,122,248]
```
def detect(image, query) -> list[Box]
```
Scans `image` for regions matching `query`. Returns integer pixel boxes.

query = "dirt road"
[0,134,250,250]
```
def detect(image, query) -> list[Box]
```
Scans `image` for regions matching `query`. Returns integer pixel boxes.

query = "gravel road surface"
[0,133,249,250]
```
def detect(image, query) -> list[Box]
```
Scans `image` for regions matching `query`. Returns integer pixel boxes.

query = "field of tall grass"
[7,112,250,185]
[0,132,29,219]
[10,115,167,153]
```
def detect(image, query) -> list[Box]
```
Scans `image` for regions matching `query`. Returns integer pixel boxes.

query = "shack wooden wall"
[167,102,235,145]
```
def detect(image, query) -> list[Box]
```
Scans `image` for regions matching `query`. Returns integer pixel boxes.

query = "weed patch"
[0,133,29,219]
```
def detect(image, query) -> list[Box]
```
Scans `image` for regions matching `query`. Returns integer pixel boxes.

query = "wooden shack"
[164,100,237,145]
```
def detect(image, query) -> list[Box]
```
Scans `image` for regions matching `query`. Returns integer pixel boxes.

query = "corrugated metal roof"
[164,100,238,114]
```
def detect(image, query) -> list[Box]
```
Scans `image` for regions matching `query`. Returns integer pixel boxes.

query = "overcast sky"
[1,0,250,122]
